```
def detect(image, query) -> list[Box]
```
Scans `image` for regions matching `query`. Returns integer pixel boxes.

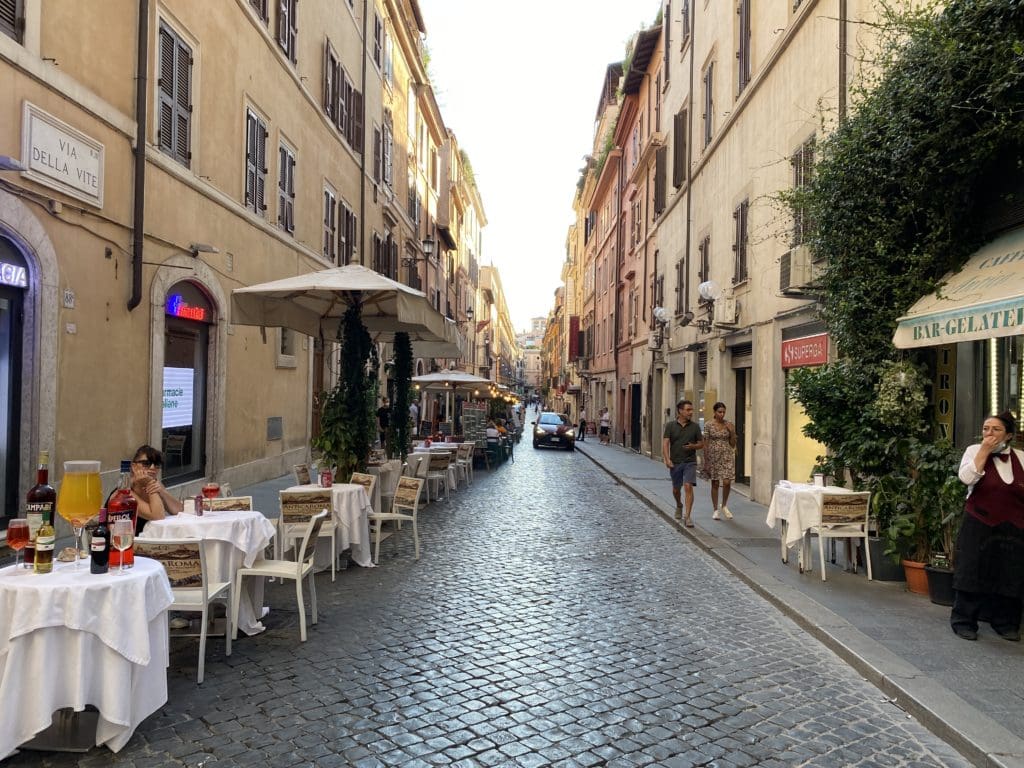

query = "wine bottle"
[106,460,138,568]
[25,450,56,568]
[90,508,110,574]
[34,508,55,574]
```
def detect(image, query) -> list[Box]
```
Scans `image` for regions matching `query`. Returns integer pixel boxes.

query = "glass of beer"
[58,461,103,570]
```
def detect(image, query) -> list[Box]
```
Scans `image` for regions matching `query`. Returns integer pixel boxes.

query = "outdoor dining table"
[367,459,402,512]
[0,557,173,759]
[285,483,374,567]
[765,481,857,570]
[138,509,276,636]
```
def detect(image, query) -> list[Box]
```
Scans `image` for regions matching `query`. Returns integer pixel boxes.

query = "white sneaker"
[722,505,733,519]
[712,509,720,520]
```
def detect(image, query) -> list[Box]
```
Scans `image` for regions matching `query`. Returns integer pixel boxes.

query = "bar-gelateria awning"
[893,227,1024,349]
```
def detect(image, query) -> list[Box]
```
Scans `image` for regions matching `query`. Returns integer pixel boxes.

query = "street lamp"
[401,236,435,268]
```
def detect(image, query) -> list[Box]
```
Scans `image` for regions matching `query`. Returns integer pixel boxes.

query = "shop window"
[277,328,297,369]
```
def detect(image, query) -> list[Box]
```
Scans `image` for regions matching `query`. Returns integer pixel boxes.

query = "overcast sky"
[416,0,658,334]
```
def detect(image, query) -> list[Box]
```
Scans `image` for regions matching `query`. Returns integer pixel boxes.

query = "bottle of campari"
[106,460,137,568]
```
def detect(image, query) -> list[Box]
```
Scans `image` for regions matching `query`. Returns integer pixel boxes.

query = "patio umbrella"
[412,371,493,432]
[230,263,448,343]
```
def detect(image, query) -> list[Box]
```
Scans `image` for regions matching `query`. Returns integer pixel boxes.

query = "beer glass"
[58,461,103,570]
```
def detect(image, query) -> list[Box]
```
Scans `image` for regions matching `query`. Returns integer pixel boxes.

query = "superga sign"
[781,334,828,369]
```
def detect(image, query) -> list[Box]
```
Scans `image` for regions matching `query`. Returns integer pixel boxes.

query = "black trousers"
[951,589,1022,633]
[578,420,586,440]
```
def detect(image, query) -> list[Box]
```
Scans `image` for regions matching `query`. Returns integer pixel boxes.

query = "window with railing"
[791,137,816,246]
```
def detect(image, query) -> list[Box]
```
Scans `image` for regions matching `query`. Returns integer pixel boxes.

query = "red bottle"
[106,460,137,568]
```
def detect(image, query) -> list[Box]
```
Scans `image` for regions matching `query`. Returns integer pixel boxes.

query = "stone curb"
[577,443,1024,768]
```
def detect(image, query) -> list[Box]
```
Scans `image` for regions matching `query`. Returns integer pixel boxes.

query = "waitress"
[951,412,1024,641]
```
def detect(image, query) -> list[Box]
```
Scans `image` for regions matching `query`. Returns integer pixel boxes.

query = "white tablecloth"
[0,558,173,758]
[138,510,276,635]
[285,484,373,567]
[409,449,457,491]
[766,483,857,547]
[368,460,402,512]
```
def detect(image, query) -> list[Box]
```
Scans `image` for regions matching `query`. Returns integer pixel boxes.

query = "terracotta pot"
[901,559,929,595]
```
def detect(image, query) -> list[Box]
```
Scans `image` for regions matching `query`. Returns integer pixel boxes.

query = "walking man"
[662,399,704,527]
[578,407,587,442]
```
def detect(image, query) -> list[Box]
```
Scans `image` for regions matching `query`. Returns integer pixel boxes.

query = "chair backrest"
[296,510,329,565]
[393,477,423,512]
[428,452,451,471]
[349,472,378,499]
[280,489,333,523]
[455,443,471,461]
[293,463,312,485]
[135,537,208,596]
[820,492,871,526]
[206,495,253,512]
[164,434,187,456]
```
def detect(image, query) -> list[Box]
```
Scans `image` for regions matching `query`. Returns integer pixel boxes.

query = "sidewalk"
[573,439,1024,768]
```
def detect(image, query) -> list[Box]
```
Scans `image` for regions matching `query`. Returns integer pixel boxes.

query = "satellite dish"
[698,280,722,301]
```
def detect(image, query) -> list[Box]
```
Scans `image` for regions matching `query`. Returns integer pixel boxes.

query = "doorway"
[734,369,750,484]
[630,383,642,452]
[0,285,24,528]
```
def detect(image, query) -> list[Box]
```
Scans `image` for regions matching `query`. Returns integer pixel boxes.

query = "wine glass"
[57,460,103,570]
[6,520,29,570]
[111,520,134,574]
[201,482,220,514]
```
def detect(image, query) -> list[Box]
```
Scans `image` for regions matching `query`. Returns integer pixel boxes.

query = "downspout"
[613,151,623,444]
[128,0,150,311]
[838,0,848,121]
[358,0,369,266]
[683,5,696,320]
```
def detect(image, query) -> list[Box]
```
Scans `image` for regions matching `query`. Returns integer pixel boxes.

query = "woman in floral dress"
[703,402,737,520]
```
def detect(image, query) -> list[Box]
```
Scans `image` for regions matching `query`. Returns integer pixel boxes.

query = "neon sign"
[166,293,207,321]
[0,261,27,288]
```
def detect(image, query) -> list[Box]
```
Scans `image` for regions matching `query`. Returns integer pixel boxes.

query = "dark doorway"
[734,369,750,484]
[630,383,642,452]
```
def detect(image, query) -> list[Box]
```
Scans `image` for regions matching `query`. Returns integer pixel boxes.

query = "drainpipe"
[683,4,696,320]
[839,0,848,121]
[128,0,150,311]
[358,0,369,266]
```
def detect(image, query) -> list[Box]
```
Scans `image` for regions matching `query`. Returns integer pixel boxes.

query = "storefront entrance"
[0,239,26,528]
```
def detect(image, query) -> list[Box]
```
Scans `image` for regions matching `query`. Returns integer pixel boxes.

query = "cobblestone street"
[10,444,972,767]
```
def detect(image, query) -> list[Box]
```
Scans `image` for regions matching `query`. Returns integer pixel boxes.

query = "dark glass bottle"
[106,460,138,568]
[90,508,110,574]
[25,450,56,568]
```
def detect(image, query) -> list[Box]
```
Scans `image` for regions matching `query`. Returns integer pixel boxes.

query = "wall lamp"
[456,306,474,328]
[0,155,26,172]
[401,236,434,267]
[190,243,220,257]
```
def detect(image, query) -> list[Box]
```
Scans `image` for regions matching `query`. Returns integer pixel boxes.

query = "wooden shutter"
[654,146,667,215]
[245,111,257,208]
[0,0,23,41]
[675,259,685,312]
[352,90,363,154]
[174,36,192,165]
[277,0,288,51]
[339,73,350,136]
[157,26,175,155]
[255,118,267,213]
[663,2,671,82]
[323,42,334,117]
[672,109,686,188]
[323,190,336,259]
[373,127,381,183]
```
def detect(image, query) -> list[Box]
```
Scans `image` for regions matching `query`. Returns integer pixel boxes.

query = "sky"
[416,0,659,334]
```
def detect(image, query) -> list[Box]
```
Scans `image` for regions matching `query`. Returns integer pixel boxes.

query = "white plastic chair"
[811,492,873,582]
[368,476,424,564]
[278,488,337,580]
[459,442,476,485]
[233,510,328,642]
[135,537,232,684]
[425,452,452,503]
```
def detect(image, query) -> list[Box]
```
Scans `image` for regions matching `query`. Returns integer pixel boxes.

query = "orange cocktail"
[58,461,103,566]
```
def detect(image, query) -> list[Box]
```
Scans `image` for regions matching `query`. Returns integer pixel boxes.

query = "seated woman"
[485,420,500,439]
[131,444,184,533]
[495,419,508,436]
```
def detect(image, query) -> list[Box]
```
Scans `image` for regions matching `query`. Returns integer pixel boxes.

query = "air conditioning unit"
[780,244,817,293]
[647,331,662,350]
[713,296,739,327]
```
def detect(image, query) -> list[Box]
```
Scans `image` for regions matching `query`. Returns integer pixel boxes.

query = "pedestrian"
[662,399,704,527]
[599,407,611,445]
[703,402,737,520]
[409,399,419,437]
[377,396,390,446]
[578,407,587,442]
[950,411,1024,642]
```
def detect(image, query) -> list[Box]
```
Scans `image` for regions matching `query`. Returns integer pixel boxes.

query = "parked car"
[532,412,576,451]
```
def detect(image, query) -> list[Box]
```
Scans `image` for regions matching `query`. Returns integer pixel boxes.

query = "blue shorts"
[670,462,697,489]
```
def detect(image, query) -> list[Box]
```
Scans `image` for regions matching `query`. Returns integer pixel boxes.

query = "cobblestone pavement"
[12,443,972,767]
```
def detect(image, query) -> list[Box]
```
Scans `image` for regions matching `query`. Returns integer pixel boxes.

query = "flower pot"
[901,559,929,595]
[924,565,955,606]
[867,537,905,581]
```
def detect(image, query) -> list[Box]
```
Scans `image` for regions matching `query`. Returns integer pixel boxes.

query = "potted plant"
[882,437,961,594]
[924,474,966,606]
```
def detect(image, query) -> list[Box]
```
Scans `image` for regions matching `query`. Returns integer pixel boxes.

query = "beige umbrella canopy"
[230,263,448,343]
[411,370,492,390]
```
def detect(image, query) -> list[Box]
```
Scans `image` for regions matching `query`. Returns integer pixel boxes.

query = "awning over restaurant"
[893,227,1024,349]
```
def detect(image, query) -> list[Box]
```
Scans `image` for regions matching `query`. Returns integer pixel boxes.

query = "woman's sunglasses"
[134,459,162,468]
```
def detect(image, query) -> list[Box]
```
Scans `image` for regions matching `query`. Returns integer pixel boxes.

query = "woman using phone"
[951,412,1024,641]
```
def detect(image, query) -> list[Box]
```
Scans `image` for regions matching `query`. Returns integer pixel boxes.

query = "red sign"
[781,333,828,369]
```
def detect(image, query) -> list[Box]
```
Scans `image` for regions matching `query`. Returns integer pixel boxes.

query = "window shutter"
[353,90,363,154]
[373,127,381,183]
[664,2,671,82]
[256,120,267,212]
[157,27,175,154]
[244,112,256,207]
[672,109,686,188]
[174,38,192,165]
[288,0,298,63]
[654,146,667,215]
[323,43,333,117]
[338,74,350,135]
[277,0,288,49]
[389,238,398,279]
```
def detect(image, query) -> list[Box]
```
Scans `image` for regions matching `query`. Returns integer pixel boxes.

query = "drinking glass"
[201,482,220,514]
[111,520,134,574]
[57,460,103,570]
[6,520,29,570]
